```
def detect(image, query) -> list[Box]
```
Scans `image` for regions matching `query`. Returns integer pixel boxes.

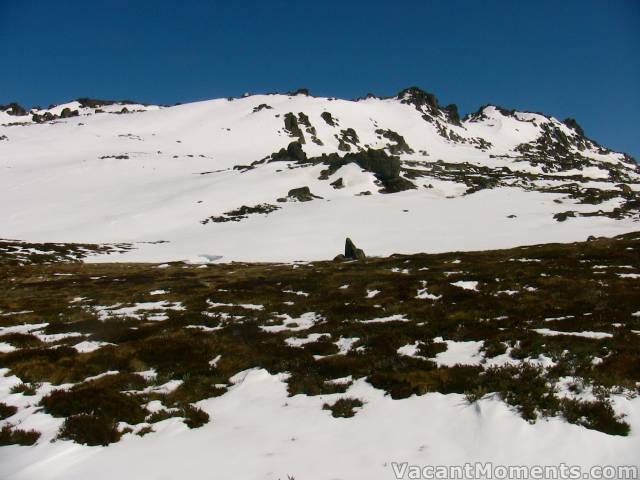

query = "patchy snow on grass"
[360,314,408,324]
[73,340,114,353]
[0,310,34,316]
[35,331,86,343]
[415,280,442,300]
[325,375,353,386]
[260,312,323,332]
[533,328,613,339]
[142,379,183,395]
[283,289,310,297]
[285,333,331,347]
[207,299,264,310]
[451,280,479,291]
[544,315,574,322]
[391,268,410,274]
[94,301,185,321]
[334,337,360,355]
[495,289,518,296]
[0,342,17,353]
[365,289,380,298]
[135,369,158,381]
[397,341,425,360]
[186,324,223,332]
[617,273,640,279]
[431,337,484,366]
[0,322,49,336]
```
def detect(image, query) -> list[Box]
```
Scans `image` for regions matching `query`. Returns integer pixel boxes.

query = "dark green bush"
[10,383,37,395]
[41,385,146,424]
[560,398,629,436]
[0,424,40,446]
[181,405,210,428]
[0,402,17,420]
[57,414,120,446]
[323,397,363,418]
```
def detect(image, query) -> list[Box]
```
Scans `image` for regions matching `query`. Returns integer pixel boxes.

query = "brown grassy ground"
[1,232,639,444]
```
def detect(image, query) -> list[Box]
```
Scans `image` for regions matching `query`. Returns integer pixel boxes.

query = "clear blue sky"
[1,0,638,158]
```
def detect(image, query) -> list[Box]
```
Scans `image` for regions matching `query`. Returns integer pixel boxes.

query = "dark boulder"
[60,107,79,118]
[353,149,400,180]
[344,237,365,260]
[286,141,307,162]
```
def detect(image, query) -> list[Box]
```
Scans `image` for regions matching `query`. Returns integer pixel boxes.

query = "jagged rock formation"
[334,237,366,261]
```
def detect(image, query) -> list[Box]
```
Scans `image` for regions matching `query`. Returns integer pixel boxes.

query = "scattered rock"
[77,98,140,109]
[288,88,310,96]
[201,203,280,224]
[554,211,576,222]
[252,104,273,113]
[279,186,322,203]
[375,129,414,154]
[330,177,344,189]
[321,111,337,126]
[336,128,359,152]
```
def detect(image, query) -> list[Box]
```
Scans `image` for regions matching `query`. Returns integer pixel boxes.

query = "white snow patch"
[431,337,484,366]
[451,280,479,291]
[360,314,408,324]
[73,341,114,353]
[260,312,323,332]
[334,337,360,355]
[533,329,613,339]
[285,333,331,347]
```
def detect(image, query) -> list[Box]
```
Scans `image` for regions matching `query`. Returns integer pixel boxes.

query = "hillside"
[1,88,638,263]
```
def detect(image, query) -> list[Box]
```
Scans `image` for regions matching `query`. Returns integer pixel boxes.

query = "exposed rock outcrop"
[335,237,365,261]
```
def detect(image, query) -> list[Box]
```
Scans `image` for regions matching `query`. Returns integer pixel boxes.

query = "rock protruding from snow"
[345,237,366,260]
[281,186,321,203]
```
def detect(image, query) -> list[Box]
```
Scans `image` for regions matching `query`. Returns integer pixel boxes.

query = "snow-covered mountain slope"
[1,88,638,262]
